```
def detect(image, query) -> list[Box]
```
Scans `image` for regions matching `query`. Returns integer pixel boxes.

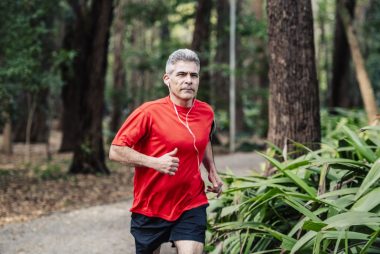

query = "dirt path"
[0,152,264,254]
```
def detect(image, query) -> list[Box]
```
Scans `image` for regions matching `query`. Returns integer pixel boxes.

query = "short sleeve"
[111,107,151,147]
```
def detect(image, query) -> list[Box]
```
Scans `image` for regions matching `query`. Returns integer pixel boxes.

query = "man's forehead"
[172,61,199,73]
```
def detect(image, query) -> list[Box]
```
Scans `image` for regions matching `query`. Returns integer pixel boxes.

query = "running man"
[109,48,223,254]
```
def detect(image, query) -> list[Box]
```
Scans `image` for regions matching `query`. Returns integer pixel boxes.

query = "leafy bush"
[207,125,380,253]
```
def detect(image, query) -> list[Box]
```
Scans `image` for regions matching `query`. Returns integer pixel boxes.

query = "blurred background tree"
[0,0,379,173]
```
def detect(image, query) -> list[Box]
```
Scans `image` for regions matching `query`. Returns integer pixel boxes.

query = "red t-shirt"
[112,96,214,221]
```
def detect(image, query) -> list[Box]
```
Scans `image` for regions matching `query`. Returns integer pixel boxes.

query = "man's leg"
[131,213,171,254]
[169,205,208,254]
[175,240,203,254]
[153,246,161,254]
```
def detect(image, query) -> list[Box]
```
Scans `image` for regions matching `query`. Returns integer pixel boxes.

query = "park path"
[0,152,264,254]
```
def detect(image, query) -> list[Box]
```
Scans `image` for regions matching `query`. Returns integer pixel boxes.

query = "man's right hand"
[152,148,179,176]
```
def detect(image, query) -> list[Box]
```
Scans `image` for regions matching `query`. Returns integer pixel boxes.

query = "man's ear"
[163,74,170,87]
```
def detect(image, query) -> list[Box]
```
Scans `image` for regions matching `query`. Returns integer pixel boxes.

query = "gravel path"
[0,152,264,254]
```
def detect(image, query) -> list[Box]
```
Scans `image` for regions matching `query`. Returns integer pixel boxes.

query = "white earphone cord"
[172,101,200,169]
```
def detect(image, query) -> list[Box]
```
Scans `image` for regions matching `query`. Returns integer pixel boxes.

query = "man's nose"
[185,74,192,83]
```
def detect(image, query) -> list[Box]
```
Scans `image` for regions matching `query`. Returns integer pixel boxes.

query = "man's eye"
[191,74,199,78]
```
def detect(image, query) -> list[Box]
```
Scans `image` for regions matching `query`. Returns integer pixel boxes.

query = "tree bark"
[60,1,88,152]
[328,0,361,108]
[62,0,114,174]
[109,0,127,140]
[267,0,321,155]
[191,0,212,102]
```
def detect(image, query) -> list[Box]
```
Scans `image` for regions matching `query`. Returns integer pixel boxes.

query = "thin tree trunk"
[13,89,49,143]
[2,115,12,155]
[235,0,246,133]
[25,94,37,163]
[191,0,212,102]
[267,0,321,156]
[328,0,361,108]
[339,2,378,123]
[213,0,229,111]
[109,0,127,139]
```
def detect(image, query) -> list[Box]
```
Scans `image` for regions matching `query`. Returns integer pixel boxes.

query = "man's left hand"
[207,170,223,198]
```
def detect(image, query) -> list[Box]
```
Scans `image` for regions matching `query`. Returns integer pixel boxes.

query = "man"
[109,48,223,254]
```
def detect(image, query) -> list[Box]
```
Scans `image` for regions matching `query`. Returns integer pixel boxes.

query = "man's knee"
[175,240,204,254]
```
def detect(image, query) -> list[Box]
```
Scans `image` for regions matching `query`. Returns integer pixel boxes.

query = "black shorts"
[130,204,208,254]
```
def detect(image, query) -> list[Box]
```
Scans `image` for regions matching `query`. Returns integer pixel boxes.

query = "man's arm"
[109,145,179,176]
[202,141,223,197]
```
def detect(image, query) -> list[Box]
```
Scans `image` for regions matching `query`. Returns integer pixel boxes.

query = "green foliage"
[321,108,367,142]
[33,163,65,180]
[0,0,63,124]
[208,124,380,253]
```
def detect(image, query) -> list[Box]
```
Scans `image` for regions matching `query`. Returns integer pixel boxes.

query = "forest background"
[0,0,380,252]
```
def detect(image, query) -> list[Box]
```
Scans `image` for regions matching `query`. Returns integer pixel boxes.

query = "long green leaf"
[258,154,324,197]
[313,231,323,253]
[361,126,380,132]
[323,230,370,240]
[290,231,316,254]
[312,158,368,167]
[283,197,321,222]
[342,126,377,163]
[352,187,380,212]
[220,204,240,218]
[324,211,380,229]
[257,152,284,170]
[303,220,327,232]
[283,158,311,170]
[288,208,328,237]
[250,250,282,254]
[318,187,359,199]
[355,160,380,200]
[360,229,380,254]
[285,170,317,197]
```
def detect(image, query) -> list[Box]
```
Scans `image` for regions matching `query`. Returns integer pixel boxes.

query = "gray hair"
[165,49,200,74]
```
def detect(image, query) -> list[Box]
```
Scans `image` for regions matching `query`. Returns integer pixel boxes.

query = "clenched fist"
[151,148,180,176]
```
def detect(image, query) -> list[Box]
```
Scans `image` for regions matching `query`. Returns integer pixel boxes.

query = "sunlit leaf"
[352,187,380,212]
[355,160,380,200]
[342,126,377,163]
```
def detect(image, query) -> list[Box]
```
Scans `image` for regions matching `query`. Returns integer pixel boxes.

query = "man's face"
[163,61,200,103]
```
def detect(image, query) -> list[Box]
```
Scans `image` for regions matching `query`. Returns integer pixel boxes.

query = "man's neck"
[169,93,193,108]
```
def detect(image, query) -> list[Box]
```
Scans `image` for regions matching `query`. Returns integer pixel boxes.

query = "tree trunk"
[13,89,49,143]
[109,0,127,140]
[235,0,246,133]
[213,0,229,111]
[63,0,114,174]
[60,1,88,152]
[251,0,269,137]
[339,1,378,123]
[328,0,361,108]
[2,115,12,155]
[25,93,37,163]
[191,0,212,102]
[128,23,142,111]
[267,0,321,155]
